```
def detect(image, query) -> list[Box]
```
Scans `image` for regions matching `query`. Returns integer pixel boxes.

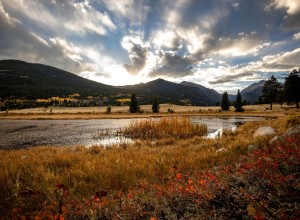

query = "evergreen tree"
[234,89,244,112]
[284,69,300,108]
[277,85,285,108]
[220,91,230,111]
[152,97,160,113]
[129,92,140,113]
[262,75,280,110]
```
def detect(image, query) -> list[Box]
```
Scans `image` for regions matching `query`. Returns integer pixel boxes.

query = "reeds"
[123,117,207,139]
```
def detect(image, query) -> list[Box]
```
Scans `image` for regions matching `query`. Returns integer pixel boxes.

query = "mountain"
[117,78,219,105]
[0,59,264,106]
[179,81,221,103]
[241,80,265,103]
[0,60,115,99]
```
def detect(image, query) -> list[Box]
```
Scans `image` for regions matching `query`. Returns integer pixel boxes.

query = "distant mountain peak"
[241,80,265,103]
[150,78,170,83]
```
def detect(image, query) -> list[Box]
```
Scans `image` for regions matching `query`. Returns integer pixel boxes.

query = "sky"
[0,0,300,93]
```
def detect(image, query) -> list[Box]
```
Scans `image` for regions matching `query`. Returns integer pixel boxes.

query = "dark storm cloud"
[123,43,148,74]
[283,12,300,30]
[149,53,194,77]
[265,0,300,30]
[209,72,252,84]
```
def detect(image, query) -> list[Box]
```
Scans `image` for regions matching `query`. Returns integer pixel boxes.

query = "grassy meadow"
[0,103,294,119]
[0,107,299,219]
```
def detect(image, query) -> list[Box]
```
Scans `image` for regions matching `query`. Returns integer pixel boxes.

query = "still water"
[0,116,262,149]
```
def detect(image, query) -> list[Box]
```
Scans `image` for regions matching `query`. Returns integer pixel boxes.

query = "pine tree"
[284,69,300,108]
[129,92,140,113]
[221,91,230,111]
[152,97,160,113]
[234,89,244,112]
[262,75,280,110]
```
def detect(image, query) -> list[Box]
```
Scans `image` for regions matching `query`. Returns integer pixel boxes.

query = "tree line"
[113,69,300,114]
[220,90,244,112]
[129,93,160,113]
[220,69,300,111]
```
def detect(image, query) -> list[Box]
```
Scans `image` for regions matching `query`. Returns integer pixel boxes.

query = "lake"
[0,116,262,149]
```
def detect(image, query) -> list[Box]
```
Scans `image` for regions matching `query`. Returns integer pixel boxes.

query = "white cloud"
[163,0,190,28]
[217,36,267,56]
[266,0,300,15]
[2,0,58,28]
[262,48,300,70]
[265,0,300,29]
[293,32,300,40]
[30,32,50,47]
[0,2,21,25]
[101,0,150,26]
[50,37,82,62]
[178,29,210,54]
[232,2,240,8]
[73,0,91,14]
[181,66,258,93]
[1,0,115,37]
[151,30,181,50]
[66,2,116,36]
[246,48,300,72]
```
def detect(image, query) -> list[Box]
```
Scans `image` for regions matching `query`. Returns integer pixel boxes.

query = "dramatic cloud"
[0,0,300,90]
[266,0,300,29]
[293,32,300,40]
[121,35,149,74]
[248,48,300,72]
[151,30,182,51]
[149,53,194,77]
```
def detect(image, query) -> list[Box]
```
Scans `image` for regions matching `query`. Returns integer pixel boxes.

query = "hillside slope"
[241,80,265,103]
[0,60,115,99]
[117,78,220,105]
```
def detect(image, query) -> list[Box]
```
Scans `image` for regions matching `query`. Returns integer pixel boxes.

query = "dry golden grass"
[1,104,298,120]
[0,114,297,206]
[0,113,299,218]
[123,117,207,139]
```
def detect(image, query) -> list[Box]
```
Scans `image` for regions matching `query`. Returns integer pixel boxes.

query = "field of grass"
[0,103,295,120]
[0,112,299,219]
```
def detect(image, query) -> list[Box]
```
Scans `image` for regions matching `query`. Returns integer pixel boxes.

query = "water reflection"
[192,116,262,139]
[0,116,262,149]
[87,116,262,146]
[87,136,133,147]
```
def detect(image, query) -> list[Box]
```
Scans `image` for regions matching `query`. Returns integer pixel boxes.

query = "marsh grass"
[0,115,298,218]
[123,117,207,140]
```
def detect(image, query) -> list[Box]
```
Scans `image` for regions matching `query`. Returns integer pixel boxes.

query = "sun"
[87,65,148,86]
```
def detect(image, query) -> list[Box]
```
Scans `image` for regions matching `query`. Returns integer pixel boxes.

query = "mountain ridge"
[115,78,220,105]
[241,80,265,103]
[0,59,115,99]
[0,59,263,105]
